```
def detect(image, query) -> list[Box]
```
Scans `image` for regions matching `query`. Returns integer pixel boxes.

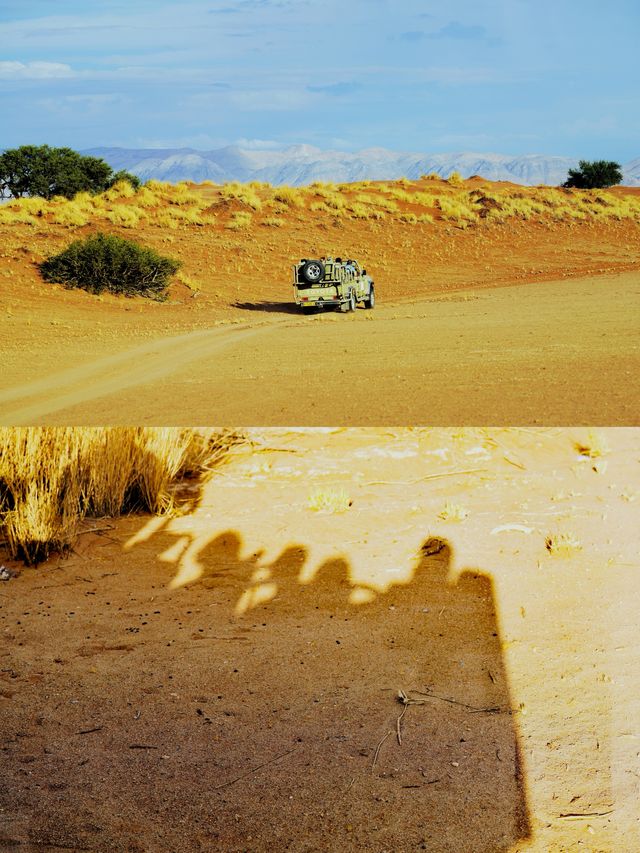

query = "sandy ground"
[1,428,639,852]
[1,182,639,426]
[1,271,639,426]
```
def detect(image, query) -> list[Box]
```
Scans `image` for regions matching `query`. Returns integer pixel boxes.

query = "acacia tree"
[0,145,139,199]
[563,160,623,189]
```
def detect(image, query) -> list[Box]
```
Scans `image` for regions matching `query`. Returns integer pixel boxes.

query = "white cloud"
[0,60,74,79]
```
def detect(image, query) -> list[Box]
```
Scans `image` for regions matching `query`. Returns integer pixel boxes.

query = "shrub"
[107,170,141,191]
[38,232,180,298]
[564,160,623,189]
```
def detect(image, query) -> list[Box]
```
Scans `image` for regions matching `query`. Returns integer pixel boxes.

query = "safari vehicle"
[293,256,375,313]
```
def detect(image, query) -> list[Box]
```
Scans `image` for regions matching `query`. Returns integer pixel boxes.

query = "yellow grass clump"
[272,186,304,207]
[226,211,253,230]
[436,196,478,226]
[323,194,346,211]
[0,206,39,225]
[106,206,145,228]
[371,196,399,213]
[220,182,263,210]
[103,180,137,201]
[0,427,240,565]
[544,531,582,558]
[49,204,90,227]
[261,216,284,227]
[347,202,371,219]
[10,197,50,216]
[309,201,330,213]
[133,186,162,208]
[165,206,209,226]
[307,487,351,513]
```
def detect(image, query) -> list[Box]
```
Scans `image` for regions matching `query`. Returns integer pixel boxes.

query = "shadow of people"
[121,527,530,852]
[197,534,530,852]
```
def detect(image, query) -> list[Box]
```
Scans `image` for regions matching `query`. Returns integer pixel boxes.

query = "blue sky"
[1,0,638,159]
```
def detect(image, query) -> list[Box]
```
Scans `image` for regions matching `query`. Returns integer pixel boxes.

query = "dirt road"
[1,272,638,425]
[2,428,639,851]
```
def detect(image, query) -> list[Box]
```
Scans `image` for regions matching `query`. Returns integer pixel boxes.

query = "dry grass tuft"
[220,182,263,210]
[544,531,582,558]
[272,186,304,208]
[307,487,351,513]
[0,428,241,565]
[438,501,469,522]
[106,206,145,228]
[226,211,253,230]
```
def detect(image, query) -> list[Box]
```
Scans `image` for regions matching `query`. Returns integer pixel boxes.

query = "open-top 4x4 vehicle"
[293,256,375,313]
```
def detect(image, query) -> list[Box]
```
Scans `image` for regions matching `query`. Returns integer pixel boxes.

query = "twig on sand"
[364,468,487,487]
[372,729,393,770]
[396,702,408,745]
[343,776,357,796]
[402,689,504,714]
[129,744,158,750]
[214,746,298,790]
[76,725,103,735]
[502,455,527,470]
[558,810,614,819]
[76,524,116,537]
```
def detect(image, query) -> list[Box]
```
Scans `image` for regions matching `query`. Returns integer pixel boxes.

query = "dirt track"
[2,272,638,425]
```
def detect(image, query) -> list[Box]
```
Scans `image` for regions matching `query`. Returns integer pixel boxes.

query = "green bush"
[0,145,114,200]
[38,232,180,299]
[107,169,142,190]
[563,160,623,189]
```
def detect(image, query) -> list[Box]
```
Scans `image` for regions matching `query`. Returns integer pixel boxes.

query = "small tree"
[563,160,623,189]
[0,145,114,199]
[39,233,180,299]
[107,170,142,190]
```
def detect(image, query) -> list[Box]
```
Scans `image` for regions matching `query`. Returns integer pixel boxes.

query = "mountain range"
[80,145,638,187]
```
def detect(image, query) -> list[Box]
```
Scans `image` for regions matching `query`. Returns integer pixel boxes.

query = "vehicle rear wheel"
[364,285,375,309]
[299,259,325,284]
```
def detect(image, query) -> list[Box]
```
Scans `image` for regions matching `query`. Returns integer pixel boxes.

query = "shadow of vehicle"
[232,301,303,315]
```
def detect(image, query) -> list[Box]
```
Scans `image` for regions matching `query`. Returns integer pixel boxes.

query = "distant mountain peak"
[81,145,640,187]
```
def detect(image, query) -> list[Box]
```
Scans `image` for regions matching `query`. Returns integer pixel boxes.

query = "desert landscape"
[1,177,639,425]
[1,427,639,852]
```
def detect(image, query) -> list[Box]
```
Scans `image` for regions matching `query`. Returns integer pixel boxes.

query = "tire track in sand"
[0,323,267,424]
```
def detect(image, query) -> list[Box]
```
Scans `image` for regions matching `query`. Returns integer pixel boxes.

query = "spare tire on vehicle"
[299,259,325,284]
